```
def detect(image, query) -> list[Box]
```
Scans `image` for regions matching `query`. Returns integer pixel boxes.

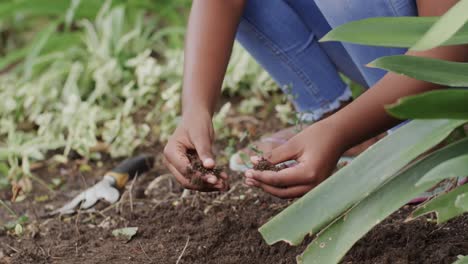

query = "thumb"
[192,135,215,169]
[264,140,298,165]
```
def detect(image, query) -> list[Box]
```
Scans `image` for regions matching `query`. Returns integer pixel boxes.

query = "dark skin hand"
[164,0,246,191]
[245,0,468,198]
[165,0,468,196]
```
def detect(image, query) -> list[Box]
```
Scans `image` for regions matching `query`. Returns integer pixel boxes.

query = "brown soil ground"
[1,155,467,264]
[1,116,468,264]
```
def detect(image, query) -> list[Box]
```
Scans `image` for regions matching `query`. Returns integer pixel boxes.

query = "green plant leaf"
[320,17,468,48]
[453,255,468,264]
[259,119,465,246]
[298,138,468,264]
[455,192,468,211]
[412,0,468,51]
[386,90,468,120]
[417,154,468,186]
[370,55,468,87]
[410,184,468,224]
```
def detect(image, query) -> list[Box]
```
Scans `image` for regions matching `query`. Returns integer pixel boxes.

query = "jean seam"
[240,17,324,100]
[387,0,400,16]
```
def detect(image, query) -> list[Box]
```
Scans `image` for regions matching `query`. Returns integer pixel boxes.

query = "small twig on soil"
[129,174,139,215]
[3,243,19,253]
[0,199,17,217]
[138,241,152,263]
[176,237,190,264]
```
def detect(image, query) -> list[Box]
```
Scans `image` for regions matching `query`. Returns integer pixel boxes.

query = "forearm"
[323,0,468,151]
[182,0,246,117]
[326,45,468,151]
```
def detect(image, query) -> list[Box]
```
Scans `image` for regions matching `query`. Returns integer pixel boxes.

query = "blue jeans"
[236,0,417,121]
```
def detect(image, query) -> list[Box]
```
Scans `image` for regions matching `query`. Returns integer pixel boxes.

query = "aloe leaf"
[410,184,468,224]
[370,55,468,87]
[417,154,468,186]
[455,192,468,211]
[386,90,468,120]
[412,0,468,51]
[259,119,465,246]
[298,138,468,264]
[453,255,468,264]
[320,17,468,48]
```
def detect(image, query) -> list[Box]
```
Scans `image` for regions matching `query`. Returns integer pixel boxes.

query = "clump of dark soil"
[253,158,287,172]
[186,149,224,186]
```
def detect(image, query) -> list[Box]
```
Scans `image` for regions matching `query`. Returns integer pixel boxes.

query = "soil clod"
[186,150,224,186]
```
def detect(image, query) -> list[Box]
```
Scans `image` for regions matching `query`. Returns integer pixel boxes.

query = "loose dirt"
[253,158,287,172]
[185,150,224,186]
[1,157,467,264]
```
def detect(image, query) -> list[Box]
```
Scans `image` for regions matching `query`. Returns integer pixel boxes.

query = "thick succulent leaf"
[259,120,465,246]
[320,17,468,48]
[370,55,468,88]
[417,154,468,186]
[412,0,468,51]
[409,184,468,224]
[453,255,468,264]
[386,89,468,120]
[298,138,468,264]
[455,192,468,211]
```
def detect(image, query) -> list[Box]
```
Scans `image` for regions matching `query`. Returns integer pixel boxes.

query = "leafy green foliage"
[0,0,281,187]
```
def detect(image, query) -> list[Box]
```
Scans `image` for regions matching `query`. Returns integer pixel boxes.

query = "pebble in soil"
[186,149,224,186]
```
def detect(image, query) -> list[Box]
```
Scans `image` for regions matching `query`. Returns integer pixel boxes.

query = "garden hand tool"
[49,154,154,216]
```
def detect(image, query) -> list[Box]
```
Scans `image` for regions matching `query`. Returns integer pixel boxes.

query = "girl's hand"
[243,121,346,198]
[164,111,228,191]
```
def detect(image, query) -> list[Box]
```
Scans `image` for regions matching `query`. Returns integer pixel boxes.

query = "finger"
[164,141,190,175]
[256,182,314,199]
[244,178,260,187]
[191,134,215,169]
[264,141,298,165]
[246,165,314,187]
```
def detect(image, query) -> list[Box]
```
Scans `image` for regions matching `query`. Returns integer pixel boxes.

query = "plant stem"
[0,199,17,217]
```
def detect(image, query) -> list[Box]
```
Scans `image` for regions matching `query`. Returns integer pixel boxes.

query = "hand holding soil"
[244,121,345,198]
[164,118,228,191]
[185,149,229,190]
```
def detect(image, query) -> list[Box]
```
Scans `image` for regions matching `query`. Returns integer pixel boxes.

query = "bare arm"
[164,0,246,191]
[182,0,246,117]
